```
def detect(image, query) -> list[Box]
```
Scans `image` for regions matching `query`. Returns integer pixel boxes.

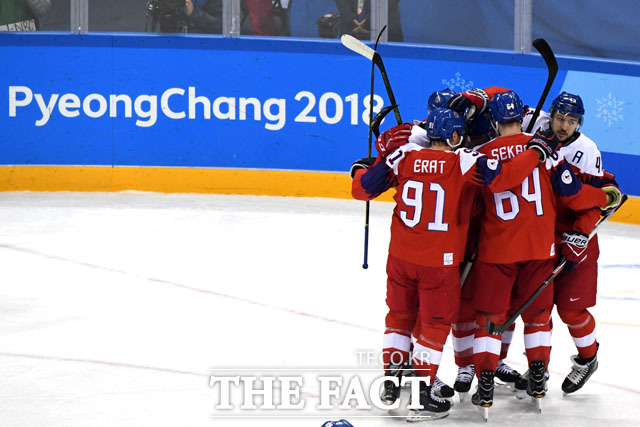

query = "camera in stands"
[146,0,187,33]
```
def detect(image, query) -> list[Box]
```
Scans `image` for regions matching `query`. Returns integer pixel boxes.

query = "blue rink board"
[0,33,638,194]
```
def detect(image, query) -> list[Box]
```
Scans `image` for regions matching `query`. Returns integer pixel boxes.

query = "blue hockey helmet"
[551,91,584,125]
[468,111,493,138]
[427,88,455,115]
[321,420,354,427]
[426,108,466,148]
[488,90,524,123]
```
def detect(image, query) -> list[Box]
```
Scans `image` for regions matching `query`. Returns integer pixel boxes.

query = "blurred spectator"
[334,0,368,39]
[0,0,51,31]
[183,0,277,35]
[334,0,402,41]
[184,0,222,33]
[246,0,277,36]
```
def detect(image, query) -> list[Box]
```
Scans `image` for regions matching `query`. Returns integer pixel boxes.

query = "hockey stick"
[370,104,397,138]
[460,249,476,287]
[341,32,402,125]
[486,195,629,335]
[525,38,558,133]
[361,27,386,269]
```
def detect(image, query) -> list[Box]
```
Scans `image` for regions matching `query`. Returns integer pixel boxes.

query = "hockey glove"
[602,184,623,212]
[375,123,412,157]
[349,156,376,179]
[447,88,490,120]
[526,129,562,162]
[561,231,589,274]
[595,170,622,214]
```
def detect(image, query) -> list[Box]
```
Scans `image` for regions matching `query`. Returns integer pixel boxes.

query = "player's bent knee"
[476,311,507,327]
[521,307,552,325]
[385,311,417,331]
[556,307,589,325]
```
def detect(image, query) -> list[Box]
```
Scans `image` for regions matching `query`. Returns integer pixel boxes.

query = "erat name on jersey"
[490,144,525,161]
[414,159,446,174]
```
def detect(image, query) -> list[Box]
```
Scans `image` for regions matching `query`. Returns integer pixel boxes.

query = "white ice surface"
[0,191,639,426]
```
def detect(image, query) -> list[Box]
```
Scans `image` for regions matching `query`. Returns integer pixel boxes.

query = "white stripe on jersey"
[452,334,474,352]
[524,330,552,349]
[473,336,502,356]
[455,147,485,175]
[383,332,412,352]
[572,329,597,348]
[413,341,443,365]
[501,329,515,345]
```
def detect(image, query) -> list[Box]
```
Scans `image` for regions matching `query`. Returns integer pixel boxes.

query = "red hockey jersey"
[474,133,606,264]
[352,143,540,267]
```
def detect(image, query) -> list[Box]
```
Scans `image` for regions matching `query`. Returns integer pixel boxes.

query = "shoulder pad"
[456,147,483,174]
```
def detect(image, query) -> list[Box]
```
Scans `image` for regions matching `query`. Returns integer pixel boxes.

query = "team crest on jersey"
[561,169,573,184]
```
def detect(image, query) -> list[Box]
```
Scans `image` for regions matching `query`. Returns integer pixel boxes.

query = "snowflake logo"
[595,92,624,127]
[442,72,474,92]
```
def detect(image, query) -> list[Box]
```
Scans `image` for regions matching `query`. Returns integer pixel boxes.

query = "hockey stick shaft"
[486,195,628,335]
[460,250,476,287]
[373,57,402,124]
[362,28,386,269]
[525,39,558,134]
[341,33,402,125]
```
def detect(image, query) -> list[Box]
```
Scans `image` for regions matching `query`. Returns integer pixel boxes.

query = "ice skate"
[454,364,475,402]
[527,360,547,413]
[432,376,455,403]
[562,352,598,395]
[471,370,494,422]
[515,367,549,399]
[380,362,404,405]
[406,383,451,422]
[401,360,417,389]
[494,359,522,390]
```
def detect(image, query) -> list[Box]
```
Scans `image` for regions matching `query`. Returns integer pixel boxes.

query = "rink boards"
[1,33,639,223]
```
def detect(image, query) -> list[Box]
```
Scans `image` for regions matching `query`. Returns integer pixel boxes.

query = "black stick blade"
[525,38,558,133]
[485,320,503,335]
[533,38,558,75]
[371,104,398,138]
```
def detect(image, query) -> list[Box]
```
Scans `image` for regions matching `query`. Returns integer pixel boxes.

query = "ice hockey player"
[463,90,622,420]
[521,91,623,395]
[349,107,563,421]
[403,88,455,150]
[406,88,457,401]
[446,87,525,398]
